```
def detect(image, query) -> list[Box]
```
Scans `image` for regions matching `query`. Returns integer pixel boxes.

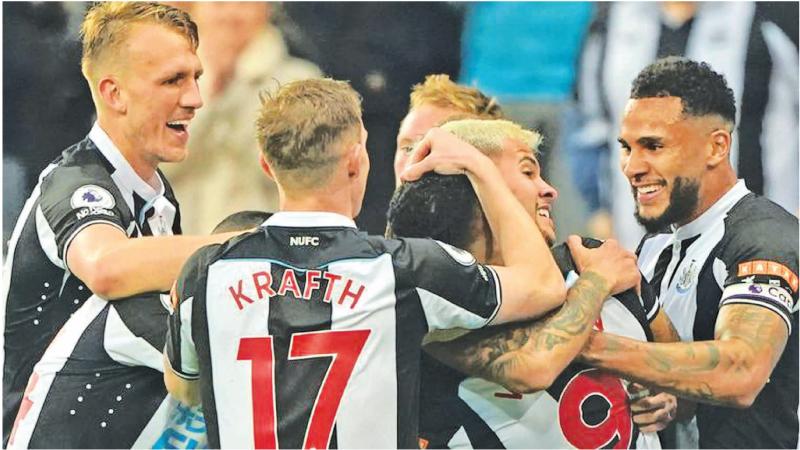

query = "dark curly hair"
[386,174,489,255]
[630,57,736,125]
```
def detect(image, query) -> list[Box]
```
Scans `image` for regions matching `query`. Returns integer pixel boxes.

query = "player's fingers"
[405,131,435,167]
[630,392,669,412]
[565,235,585,258]
[400,158,435,182]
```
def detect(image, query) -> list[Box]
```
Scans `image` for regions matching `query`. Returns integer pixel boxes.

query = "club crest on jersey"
[71,185,115,209]
[434,240,476,266]
[676,260,697,294]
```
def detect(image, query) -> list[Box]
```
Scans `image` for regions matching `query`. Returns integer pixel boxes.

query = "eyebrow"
[519,156,538,166]
[637,136,664,147]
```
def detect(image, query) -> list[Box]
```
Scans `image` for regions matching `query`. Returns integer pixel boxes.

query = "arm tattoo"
[426,272,609,385]
[582,303,788,406]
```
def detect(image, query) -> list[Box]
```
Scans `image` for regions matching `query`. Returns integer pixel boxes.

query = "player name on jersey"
[226,267,366,311]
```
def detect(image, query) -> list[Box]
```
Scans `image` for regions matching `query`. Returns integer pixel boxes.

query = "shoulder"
[41,138,119,202]
[720,194,798,264]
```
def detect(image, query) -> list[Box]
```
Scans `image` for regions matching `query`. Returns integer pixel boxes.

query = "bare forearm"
[580,333,768,407]
[98,233,238,298]
[426,271,610,393]
[466,163,563,303]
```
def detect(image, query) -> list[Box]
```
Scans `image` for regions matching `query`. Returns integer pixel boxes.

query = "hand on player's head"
[400,128,487,182]
[566,235,640,295]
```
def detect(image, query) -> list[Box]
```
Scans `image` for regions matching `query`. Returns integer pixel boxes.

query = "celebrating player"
[388,118,679,449]
[163,78,568,448]
[394,74,503,187]
[0,3,247,443]
[7,211,272,449]
[580,57,799,448]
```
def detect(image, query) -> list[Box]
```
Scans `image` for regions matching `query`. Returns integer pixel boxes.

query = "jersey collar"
[672,179,750,240]
[262,211,357,229]
[88,122,165,202]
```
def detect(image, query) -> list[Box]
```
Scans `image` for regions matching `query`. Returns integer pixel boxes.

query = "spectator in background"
[459,2,594,242]
[570,2,799,250]
[161,2,321,234]
[3,2,94,248]
[280,3,463,234]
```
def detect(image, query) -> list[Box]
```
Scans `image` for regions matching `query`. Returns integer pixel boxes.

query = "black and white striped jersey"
[418,239,661,449]
[165,211,503,449]
[1,123,181,444]
[637,180,798,449]
[7,293,205,449]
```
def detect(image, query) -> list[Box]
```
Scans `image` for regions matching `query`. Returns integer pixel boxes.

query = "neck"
[677,166,738,227]
[278,183,357,219]
[97,116,159,187]
[661,2,697,26]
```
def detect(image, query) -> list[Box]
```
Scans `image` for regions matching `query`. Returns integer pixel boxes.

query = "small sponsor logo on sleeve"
[738,260,798,293]
[70,185,116,209]
[434,240,477,266]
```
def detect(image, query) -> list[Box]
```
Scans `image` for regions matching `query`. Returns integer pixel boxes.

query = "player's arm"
[403,128,566,323]
[425,237,639,393]
[580,301,788,408]
[66,224,240,299]
[164,355,200,406]
[627,308,684,432]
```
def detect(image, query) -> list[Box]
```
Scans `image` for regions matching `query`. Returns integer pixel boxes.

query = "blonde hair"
[80,2,198,80]
[409,74,504,119]
[256,78,362,188]
[440,119,541,156]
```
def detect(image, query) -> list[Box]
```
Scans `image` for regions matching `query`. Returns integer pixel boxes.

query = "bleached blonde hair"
[440,119,542,156]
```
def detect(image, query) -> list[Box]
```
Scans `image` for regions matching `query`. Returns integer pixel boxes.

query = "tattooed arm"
[424,236,639,393]
[580,303,788,408]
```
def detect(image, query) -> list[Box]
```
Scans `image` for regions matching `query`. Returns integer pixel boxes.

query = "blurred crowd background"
[4,1,798,253]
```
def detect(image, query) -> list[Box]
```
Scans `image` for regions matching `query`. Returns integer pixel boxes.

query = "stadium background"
[3,1,798,255]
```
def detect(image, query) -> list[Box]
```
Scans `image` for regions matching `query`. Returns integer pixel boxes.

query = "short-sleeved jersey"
[1,123,181,444]
[166,212,503,449]
[7,293,205,449]
[418,239,662,449]
[636,180,798,448]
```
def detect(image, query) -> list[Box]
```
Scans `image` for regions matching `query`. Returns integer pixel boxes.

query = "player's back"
[167,212,504,449]
[419,240,662,449]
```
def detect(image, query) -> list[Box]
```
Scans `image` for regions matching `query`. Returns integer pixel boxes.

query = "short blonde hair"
[440,119,541,156]
[409,74,504,119]
[80,2,198,80]
[256,78,362,187]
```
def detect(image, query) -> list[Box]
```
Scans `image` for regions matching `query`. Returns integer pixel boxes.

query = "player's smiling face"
[618,97,709,230]
[116,23,203,167]
[491,138,558,245]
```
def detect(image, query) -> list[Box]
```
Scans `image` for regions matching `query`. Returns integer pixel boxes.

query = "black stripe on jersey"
[692,253,724,342]
[267,263,334,450]
[29,306,166,448]
[113,294,169,350]
[190,255,220,448]
[649,245,673,300]
[394,256,433,449]
[667,236,699,287]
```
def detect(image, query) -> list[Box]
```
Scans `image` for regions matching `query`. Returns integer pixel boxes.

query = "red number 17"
[237,329,371,450]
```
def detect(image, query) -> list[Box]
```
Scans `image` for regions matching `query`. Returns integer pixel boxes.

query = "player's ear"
[259,153,276,181]
[707,128,731,168]
[346,141,364,180]
[98,76,126,114]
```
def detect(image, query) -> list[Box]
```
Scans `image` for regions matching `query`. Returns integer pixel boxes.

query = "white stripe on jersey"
[417,287,491,331]
[8,297,108,449]
[329,254,397,449]
[34,206,64,269]
[104,306,164,370]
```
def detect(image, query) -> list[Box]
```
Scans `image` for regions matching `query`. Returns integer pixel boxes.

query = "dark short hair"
[386,174,485,252]
[630,57,736,125]
[212,211,273,234]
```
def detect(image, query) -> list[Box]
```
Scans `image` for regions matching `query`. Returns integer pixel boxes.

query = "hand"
[628,383,678,433]
[567,235,640,295]
[400,128,488,182]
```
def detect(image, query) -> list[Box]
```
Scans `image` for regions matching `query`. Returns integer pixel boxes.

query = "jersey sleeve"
[718,214,799,332]
[38,165,130,264]
[165,246,215,380]
[397,238,501,331]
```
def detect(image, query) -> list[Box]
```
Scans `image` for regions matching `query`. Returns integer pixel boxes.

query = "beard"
[633,177,699,233]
